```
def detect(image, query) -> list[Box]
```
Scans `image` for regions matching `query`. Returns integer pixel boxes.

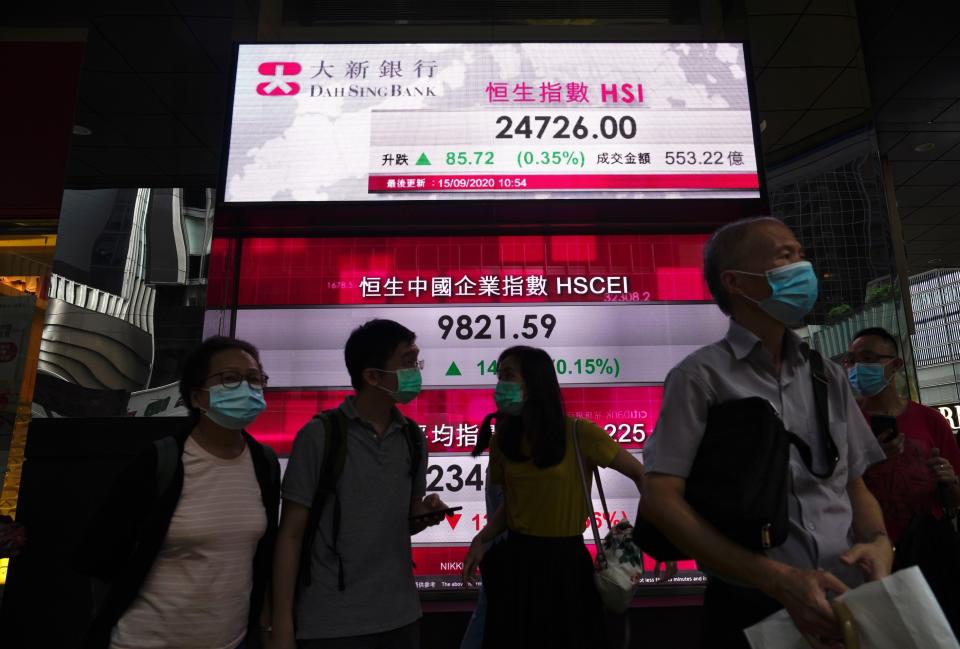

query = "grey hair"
[703,217,784,314]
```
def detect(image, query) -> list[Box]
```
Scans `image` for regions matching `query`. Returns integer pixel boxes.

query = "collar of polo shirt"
[726,320,810,362]
[341,395,408,431]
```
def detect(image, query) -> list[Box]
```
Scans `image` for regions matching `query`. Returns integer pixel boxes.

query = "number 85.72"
[437,314,556,340]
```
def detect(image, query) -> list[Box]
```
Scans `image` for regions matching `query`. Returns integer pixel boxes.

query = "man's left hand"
[839,533,893,582]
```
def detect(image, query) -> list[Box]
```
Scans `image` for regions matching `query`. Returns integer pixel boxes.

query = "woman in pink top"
[79,336,281,649]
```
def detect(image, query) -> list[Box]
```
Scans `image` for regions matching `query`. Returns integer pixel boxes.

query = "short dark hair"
[703,216,784,314]
[852,327,899,356]
[344,319,416,391]
[179,336,262,420]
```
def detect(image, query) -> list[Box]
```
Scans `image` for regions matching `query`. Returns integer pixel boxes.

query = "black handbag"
[634,350,839,560]
[892,492,960,635]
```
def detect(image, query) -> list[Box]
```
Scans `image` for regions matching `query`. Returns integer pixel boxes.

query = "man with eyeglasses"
[271,319,447,649]
[845,327,960,544]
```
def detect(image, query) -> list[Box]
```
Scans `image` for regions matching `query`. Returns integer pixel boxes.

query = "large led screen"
[206,234,721,591]
[224,43,760,203]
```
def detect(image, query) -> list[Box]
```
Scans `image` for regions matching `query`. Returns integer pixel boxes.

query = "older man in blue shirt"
[642,217,891,649]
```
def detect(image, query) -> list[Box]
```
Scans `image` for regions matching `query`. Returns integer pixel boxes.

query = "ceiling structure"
[857,0,960,271]
[48,1,256,190]
[744,0,871,163]
[5,0,958,272]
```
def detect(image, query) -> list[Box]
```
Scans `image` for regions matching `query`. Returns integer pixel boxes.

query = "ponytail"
[472,412,497,457]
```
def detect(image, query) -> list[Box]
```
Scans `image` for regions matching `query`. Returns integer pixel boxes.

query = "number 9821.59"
[437,314,556,340]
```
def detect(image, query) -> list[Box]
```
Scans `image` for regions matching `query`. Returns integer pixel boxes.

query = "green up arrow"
[445,361,462,376]
[415,153,431,166]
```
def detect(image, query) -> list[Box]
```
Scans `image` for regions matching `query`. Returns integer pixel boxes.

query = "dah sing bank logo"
[256,62,301,96]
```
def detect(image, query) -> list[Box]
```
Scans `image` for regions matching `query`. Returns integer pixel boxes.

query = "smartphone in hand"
[409,506,462,521]
[870,415,898,439]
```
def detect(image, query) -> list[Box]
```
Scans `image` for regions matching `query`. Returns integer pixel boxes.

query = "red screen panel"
[210,234,710,307]
[213,232,712,592]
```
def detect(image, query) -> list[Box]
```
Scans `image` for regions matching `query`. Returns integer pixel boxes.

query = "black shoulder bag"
[635,350,838,560]
[891,486,960,634]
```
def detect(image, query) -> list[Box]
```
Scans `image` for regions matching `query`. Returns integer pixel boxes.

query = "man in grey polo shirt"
[272,319,447,649]
[642,218,891,649]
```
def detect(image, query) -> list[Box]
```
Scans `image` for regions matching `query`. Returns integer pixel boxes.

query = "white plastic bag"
[745,567,959,649]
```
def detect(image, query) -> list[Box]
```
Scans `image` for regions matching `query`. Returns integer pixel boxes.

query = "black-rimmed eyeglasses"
[205,370,269,390]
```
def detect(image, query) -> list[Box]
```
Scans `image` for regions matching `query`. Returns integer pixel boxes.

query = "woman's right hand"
[462,535,486,586]
[268,621,296,649]
[655,560,678,582]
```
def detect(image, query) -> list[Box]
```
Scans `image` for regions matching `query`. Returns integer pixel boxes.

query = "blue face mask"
[737,260,819,324]
[203,382,267,429]
[848,363,892,398]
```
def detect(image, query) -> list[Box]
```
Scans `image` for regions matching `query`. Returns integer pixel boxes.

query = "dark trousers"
[298,620,420,649]
[701,578,783,649]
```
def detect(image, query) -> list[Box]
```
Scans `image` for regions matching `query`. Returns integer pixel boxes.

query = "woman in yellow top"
[462,346,646,649]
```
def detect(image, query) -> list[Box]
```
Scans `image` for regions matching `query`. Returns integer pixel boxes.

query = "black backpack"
[297,408,423,591]
[635,350,837,560]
